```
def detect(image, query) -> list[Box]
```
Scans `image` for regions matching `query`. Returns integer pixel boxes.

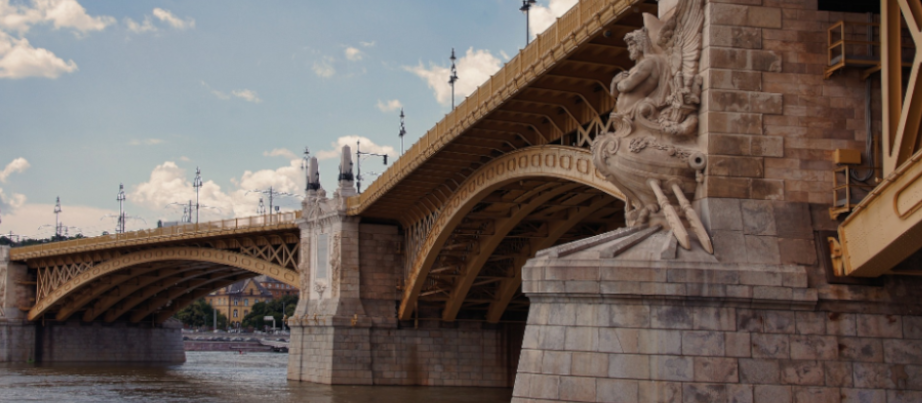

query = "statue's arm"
[616,62,653,93]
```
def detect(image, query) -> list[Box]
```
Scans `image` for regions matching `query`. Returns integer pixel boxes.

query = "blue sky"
[0,0,577,238]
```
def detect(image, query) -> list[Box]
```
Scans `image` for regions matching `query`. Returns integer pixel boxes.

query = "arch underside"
[399,146,626,323]
[28,246,299,324]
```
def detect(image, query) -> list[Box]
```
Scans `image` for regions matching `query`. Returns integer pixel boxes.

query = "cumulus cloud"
[0,0,115,34]
[130,160,305,220]
[0,29,77,78]
[376,99,402,113]
[124,8,194,34]
[344,46,362,61]
[0,157,29,183]
[312,55,335,78]
[529,0,578,39]
[359,41,375,47]
[124,16,155,34]
[0,0,114,79]
[263,148,297,160]
[231,89,262,103]
[152,8,194,30]
[316,136,395,160]
[405,47,502,106]
[0,187,26,213]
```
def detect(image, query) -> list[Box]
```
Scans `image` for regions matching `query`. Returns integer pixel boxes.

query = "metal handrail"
[10,211,302,259]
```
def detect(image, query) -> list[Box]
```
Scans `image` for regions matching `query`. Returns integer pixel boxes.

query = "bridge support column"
[0,246,35,363]
[513,198,922,402]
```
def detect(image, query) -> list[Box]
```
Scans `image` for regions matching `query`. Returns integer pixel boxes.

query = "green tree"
[175,298,227,329]
[242,295,298,329]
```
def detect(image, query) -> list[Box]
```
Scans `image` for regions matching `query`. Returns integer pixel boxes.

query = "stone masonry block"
[649,355,694,382]
[570,352,608,378]
[559,376,596,402]
[616,328,682,355]
[826,313,857,336]
[883,340,922,365]
[793,387,839,403]
[904,316,922,339]
[740,359,781,384]
[706,69,762,92]
[840,388,886,403]
[780,360,824,385]
[609,354,650,379]
[699,198,744,232]
[637,381,682,403]
[727,332,753,357]
[790,335,837,360]
[857,314,902,339]
[823,361,853,387]
[837,337,883,363]
[707,24,762,49]
[794,312,826,335]
[596,379,638,403]
[752,333,790,359]
[694,357,740,383]
[682,331,726,356]
[754,385,792,403]
[542,351,572,375]
[709,3,782,28]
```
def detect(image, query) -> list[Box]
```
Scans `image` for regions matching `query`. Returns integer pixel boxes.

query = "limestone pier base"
[34,318,185,363]
[512,199,922,402]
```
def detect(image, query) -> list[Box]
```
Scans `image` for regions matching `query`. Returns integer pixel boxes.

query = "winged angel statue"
[591,0,713,253]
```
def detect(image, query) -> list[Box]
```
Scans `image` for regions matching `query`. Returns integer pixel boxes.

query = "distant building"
[255,275,298,299]
[204,278,273,327]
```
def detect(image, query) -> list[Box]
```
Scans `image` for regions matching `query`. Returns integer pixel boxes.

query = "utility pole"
[193,167,203,224]
[53,197,62,238]
[257,198,266,215]
[355,140,388,194]
[449,48,459,109]
[399,109,407,155]
[116,184,126,234]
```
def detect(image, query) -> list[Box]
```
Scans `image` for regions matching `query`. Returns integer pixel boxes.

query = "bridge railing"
[346,0,634,216]
[10,211,302,259]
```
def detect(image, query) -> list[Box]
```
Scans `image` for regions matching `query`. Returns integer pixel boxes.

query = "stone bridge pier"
[286,156,523,387]
[1,246,185,364]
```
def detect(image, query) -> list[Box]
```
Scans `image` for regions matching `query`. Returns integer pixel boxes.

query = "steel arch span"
[398,145,626,321]
[28,247,299,323]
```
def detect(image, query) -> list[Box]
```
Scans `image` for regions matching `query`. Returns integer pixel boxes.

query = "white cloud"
[0,0,114,79]
[179,156,190,162]
[312,55,335,78]
[0,187,26,212]
[529,0,578,39]
[405,47,502,106]
[0,0,115,35]
[359,41,375,47]
[231,89,262,103]
[152,8,194,30]
[344,46,362,61]
[0,157,29,182]
[263,148,297,160]
[130,160,304,220]
[124,16,155,34]
[316,136,395,160]
[0,30,77,78]
[376,99,402,113]
[128,138,163,146]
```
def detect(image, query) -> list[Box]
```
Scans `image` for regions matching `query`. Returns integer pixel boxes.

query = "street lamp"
[449,48,459,109]
[116,184,126,234]
[193,167,203,224]
[53,196,62,238]
[520,0,538,45]
[399,109,406,155]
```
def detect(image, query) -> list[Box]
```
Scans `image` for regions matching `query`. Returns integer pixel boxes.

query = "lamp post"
[520,0,538,45]
[116,184,126,234]
[399,109,406,155]
[193,167,203,224]
[449,48,459,109]
[53,197,62,238]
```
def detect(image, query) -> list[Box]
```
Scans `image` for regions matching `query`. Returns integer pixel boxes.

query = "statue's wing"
[671,0,706,79]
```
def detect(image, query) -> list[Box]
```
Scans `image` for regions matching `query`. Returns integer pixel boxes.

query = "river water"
[0,352,513,402]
